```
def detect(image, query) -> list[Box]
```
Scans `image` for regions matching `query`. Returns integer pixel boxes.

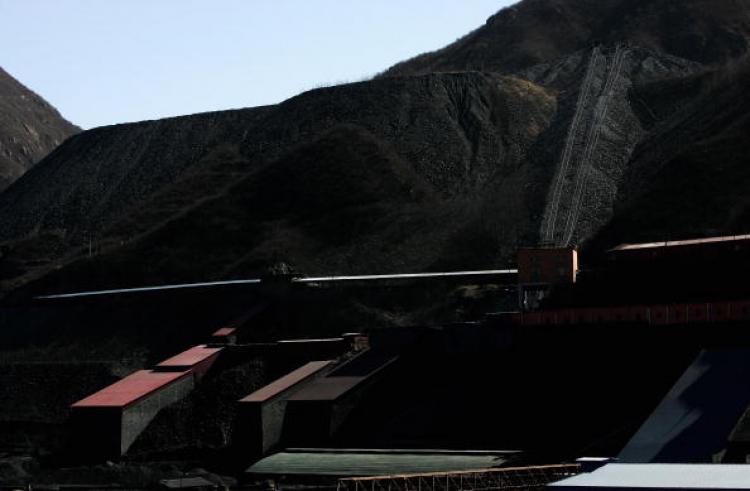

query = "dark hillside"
[3,1,748,297]
[5,0,750,481]
[1,73,557,294]
[588,57,750,250]
[384,0,750,77]
[0,68,79,191]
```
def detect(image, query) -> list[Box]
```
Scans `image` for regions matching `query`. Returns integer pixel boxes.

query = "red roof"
[157,345,222,368]
[212,327,236,337]
[71,370,189,408]
[240,360,332,403]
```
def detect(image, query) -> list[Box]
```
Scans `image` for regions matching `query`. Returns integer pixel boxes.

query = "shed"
[70,370,195,457]
[235,360,333,456]
[283,350,398,445]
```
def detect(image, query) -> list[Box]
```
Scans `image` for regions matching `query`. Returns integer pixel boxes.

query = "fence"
[337,464,581,491]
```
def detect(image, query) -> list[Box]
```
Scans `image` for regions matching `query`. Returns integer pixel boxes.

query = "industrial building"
[70,369,195,457]
[70,344,223,457]
[236,360,333,457]
[517,246,578,311]
[282,350,399,446]
[56,232,750,487]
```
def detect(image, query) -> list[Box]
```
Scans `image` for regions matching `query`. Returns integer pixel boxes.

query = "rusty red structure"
[514,234,750,327]
[511,300,750,327]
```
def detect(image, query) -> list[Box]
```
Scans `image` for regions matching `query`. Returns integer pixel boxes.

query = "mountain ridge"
[383,0,750,77]
[2,0,750,297]
[0,67,79,191]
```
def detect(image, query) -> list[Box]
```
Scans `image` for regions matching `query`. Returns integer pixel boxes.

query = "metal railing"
[336,464,581,491]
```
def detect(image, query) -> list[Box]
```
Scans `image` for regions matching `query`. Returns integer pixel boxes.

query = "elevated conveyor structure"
[543,46,601,244]
[542,45,631,247]
[563,44,627,246]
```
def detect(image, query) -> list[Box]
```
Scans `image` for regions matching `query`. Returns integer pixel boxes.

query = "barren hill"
[384,0,750,77]
[5,0,750,470]
[2,0,750,297]
[0,67,79,191]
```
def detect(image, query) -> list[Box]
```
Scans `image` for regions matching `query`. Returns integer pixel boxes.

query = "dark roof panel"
[246,449,518,477]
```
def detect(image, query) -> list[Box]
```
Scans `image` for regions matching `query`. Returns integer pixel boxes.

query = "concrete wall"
[235,364,332,458]
[120,374,195,455]
[70,373,197,459]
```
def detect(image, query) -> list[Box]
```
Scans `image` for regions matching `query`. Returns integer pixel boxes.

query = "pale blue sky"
[1,1,516,129]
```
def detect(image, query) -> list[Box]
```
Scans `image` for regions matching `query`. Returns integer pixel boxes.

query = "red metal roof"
[157,345,223,368]
[612,234,750,252]
[212,327,236,337]
[240,360,332,403]
[71,370,189,408]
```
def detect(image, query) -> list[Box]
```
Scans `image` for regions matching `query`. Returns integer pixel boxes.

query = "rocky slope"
[384,0,750,77]
[0,73,556,293]
[4,0,750,478]
[1,0,750,298]
[0,67,79,191]
[587,56,750,253]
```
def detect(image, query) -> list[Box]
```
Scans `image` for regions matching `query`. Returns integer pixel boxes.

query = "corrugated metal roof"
[549,463,750,489]
[157,345,222,368]
[611,234,750,252]
[239,361,332,403]
[71,370,189,408]
[246,449,518,477]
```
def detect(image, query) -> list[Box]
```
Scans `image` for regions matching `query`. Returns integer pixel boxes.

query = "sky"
[1,1,516,129]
